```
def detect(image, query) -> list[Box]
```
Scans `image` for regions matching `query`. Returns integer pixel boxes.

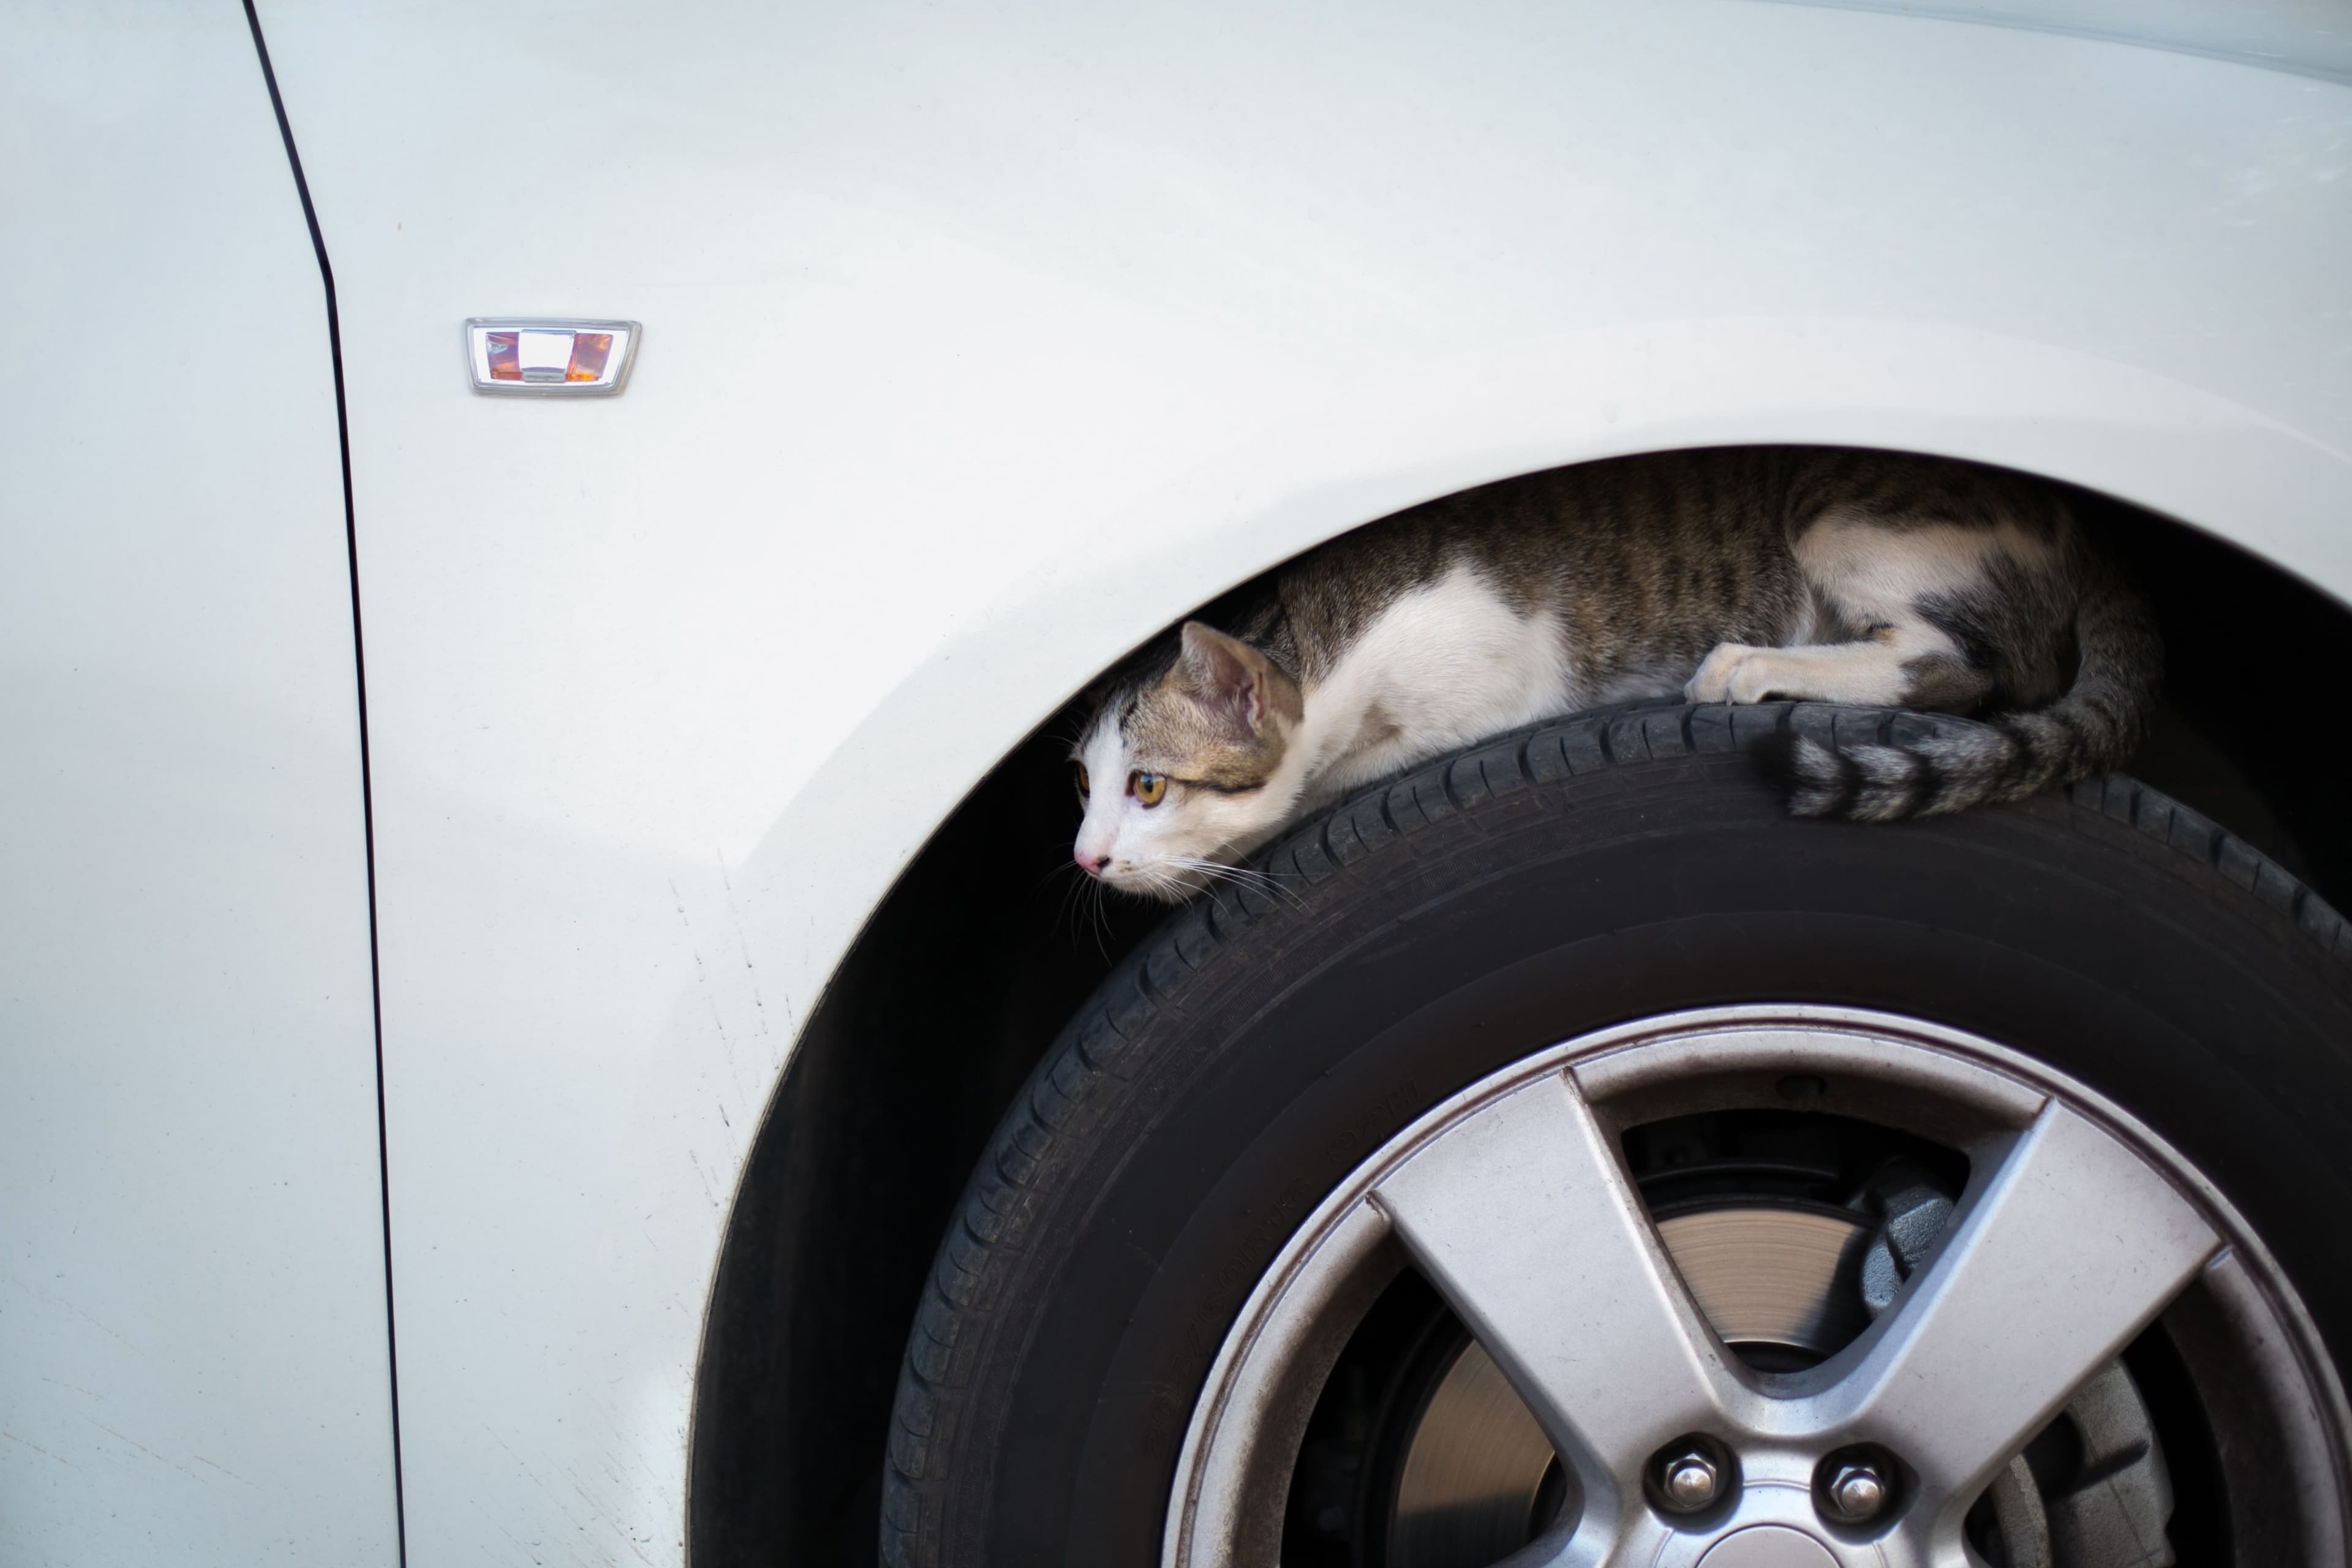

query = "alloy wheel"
[1165,1007,2350,1567]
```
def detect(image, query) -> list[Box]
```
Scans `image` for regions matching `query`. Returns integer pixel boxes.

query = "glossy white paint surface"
[0,7,399,1563]
[247,1,2352,1561]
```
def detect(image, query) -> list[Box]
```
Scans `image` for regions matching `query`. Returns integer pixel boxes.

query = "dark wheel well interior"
[685,456,2352,1566]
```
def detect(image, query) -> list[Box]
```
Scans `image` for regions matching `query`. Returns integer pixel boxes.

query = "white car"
[7,3,2351,1566]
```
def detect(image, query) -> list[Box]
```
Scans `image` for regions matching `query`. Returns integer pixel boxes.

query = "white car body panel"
[0,6,401,1562]
[5,1,2348,1561]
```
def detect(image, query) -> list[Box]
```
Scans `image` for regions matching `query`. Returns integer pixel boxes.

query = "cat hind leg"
[1684,631,1991,710]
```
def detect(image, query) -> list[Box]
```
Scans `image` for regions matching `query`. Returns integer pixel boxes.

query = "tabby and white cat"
[1071,448,2158,901]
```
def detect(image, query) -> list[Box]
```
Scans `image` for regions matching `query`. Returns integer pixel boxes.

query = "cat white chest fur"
[1291,565,1572,803]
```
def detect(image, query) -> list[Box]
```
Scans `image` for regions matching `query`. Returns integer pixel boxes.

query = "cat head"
[1071,621,1305,900]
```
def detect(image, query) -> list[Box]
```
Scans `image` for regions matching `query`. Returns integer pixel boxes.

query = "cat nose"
[1076,848,1111,876]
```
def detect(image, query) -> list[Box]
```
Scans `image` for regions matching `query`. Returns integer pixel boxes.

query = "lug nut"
[1825,1458,1890,1522]
[1659,1447,1722,1512]
[1646,1433,1738,1518]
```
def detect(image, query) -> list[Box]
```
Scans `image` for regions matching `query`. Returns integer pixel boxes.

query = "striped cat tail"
[1760,568,2162,823]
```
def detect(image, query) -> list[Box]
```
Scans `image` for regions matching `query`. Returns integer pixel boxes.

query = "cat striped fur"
[1069,447,2160,900]
[1758,556,2158,821]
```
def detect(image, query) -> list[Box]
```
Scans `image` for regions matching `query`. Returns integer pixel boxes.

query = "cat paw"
[1686,643,1789,704]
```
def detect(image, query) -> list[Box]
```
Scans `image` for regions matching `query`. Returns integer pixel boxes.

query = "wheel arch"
[687,322,2352,1563]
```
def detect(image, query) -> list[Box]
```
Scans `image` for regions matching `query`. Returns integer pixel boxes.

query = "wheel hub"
[1698,1525,1839,1567]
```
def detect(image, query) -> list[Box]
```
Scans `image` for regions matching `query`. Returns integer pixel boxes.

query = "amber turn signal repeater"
[465,319,639,395]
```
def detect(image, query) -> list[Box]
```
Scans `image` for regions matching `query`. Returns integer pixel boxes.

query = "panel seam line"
[239,6,409,1562]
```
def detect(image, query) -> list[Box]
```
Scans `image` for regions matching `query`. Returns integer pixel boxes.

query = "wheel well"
[686,456,2352,1566]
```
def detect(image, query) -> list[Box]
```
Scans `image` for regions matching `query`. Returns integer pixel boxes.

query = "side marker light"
[466,319,639,395]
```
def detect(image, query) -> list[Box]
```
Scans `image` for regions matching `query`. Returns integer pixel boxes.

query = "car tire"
[881,699,2352,1567]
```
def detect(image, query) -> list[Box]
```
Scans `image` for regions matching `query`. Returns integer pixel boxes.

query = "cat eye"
[1130,772,1167,807]
[1074,763,1091,801]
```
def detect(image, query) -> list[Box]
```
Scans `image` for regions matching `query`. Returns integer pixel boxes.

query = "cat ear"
[1174,622,1302,741]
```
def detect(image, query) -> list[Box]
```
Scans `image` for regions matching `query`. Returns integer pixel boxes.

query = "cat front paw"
[1686,643,1784,704]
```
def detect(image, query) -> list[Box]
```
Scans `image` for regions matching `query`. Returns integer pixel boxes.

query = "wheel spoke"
[1815,1102,2218,1512]
[1370,1071,1746,1494]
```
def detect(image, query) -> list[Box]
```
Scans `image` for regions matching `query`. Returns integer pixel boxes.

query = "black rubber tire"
[880,700,2352,1567]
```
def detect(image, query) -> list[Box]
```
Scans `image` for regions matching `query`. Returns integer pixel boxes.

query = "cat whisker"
[1085,873,1115,961]
[1159,856,1307,911]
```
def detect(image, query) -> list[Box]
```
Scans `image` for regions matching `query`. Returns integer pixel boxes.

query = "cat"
[1069,447,2160,902]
